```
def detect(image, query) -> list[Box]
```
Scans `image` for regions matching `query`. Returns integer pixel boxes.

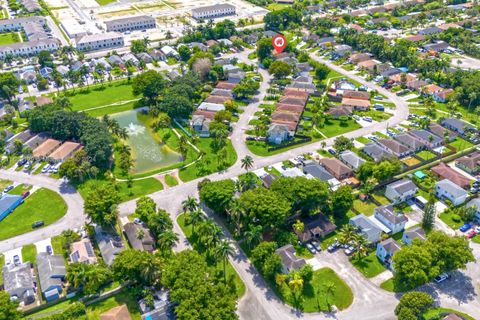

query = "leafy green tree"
[268,60,292,79]
[59,150,98,183]
[329,185,354,217]
[333,136,354,153]
[135,196,157,221]
[422,195,435,230]
[130,39,148,54]
[0,72,20,103]
[0,291,21,320]
[178,45,191,61]
[132,70,168,104]
[395,291,433,319]
[314,63,330,81]
[66,263,112,294]
[264,8,302,31]
[233,78,260,99]
[38,50,53,67]
[256,37,274,61]
[112,249,162,286]
[199,179,236,214]
[84,182,120,226]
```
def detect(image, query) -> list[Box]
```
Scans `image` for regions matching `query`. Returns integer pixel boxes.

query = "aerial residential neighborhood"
[0,0,479,319]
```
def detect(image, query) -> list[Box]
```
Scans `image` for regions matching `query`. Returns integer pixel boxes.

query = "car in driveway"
[3,185,14,193]
[344,245,356,256]
[46,245,53,255]
[311,240,321,252]
[459,223,472,232]
[306,243,317,254]
[13,255,20,265]
[434,273,450,283]
[466,229,477,239]
[327,240,340,253]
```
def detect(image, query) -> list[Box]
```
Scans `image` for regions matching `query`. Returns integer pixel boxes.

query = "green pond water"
[112,110,181,174]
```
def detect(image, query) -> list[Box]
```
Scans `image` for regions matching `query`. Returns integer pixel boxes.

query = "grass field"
[164,174,178,187]
[0,188,67,240]
[351,251,386,278]
[86,291,141,319]
[21,244,37,264]
[318,119,362,138]
[9,183,32,195]
[380,277,410,292]
[86,101,138,118]
[178,138,237,182]
[278,267,354,312]
[95,0,117,5]
[177,214,245,298]
[0,32,20,45]
[449,138,474,151]
[266,3,290,10]
[423,308,475,320]
[417,150,437,161]
[356,137,371,144]
[353,199,377,216]
[56,81,135,113]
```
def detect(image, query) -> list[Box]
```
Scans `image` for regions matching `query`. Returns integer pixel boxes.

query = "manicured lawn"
[95,0,117,5]
[372,192,390,205]
[77,177,163,203]
[351,251,386,278]
[86,101,138,118]
[21,244,37,264]
[9,183,32,195]
[164,174,178,187]
[318,119,362,138]
[86,291,142,319]
[449,138,474,151]
[422,308,475,320]
[0,179,12,190]
[266,3,290,10]
[51,234,65,256]
[402,157,421,166]
[439,209,464,230]
[177,214,246,298]
[380,277,410,293]
[0,33,20,45]
[278,267,353,312]
[56,81,135,112]
[178,138,237,182]
[356,137,371,144]
[0,188,67,240]
[353,199,377,216]
[417,150,437,161]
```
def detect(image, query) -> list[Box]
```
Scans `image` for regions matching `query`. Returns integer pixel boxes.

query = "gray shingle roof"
[436,179,468,198]
[350,214,382,240]
[36,253,66,293]
[387,179,417,195]
[303,161,335,181]
[275,244,306,271]
[340,150,366,170]
[379,238,401,254]
[375,205,408,224]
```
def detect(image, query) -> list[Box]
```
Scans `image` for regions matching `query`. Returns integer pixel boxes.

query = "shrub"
[451,214,461,223]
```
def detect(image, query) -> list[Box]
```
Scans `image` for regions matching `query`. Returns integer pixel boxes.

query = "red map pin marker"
[272,34,287,54]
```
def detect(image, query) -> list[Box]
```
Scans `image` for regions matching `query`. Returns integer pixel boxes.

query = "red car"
[466,230,477,239]
[21,191,30,198]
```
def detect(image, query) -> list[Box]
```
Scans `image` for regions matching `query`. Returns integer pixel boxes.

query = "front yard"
[351,251,386,278]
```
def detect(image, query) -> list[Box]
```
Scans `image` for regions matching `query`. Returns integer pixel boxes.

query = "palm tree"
[182,196,199,213]
[66,263,87,290]
[324,281,336,312]
[228,200,245,235]
[55,96,72,110]
[353,234,369,261]
[338,224,356,245]
[244,225,262,248]
[189,209,204,234]
[157,230,178,252]
[241,155,254,171]
[215,240,235,283]
[288,272,304,308]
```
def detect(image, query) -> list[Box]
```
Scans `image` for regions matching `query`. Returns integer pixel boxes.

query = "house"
[350,214,383,243]
[377,139,411,158]
[428,123,456,141]
[456,152,480,175]
[341,98,370,110]
[0,194,24,221]
[294,214,336,242]
[406,79,428,91]
[339,150,366,171]
[431,162,471,189]
[328,105,353,118]
[422,84,443,96]
[33,138,61,159]
[108,54,123,65]
[381,67,402,78]
[466,198,480,221]
[374,205,408,234]
[122,53,139,66]
[3,262,35,305]
[357,59,381,72]
[138,290,172,320]
[302,160,340,188]
[94,225,125,266]
[376,238,401,268]
[362,143,392,162]
[342,90,370,101]
[101,304,131,320]
[191,4,236,20]
[36,253,66,302]
[70,239,97,264]
[423,41,449,53]
[418,26,443,35]
[408,129,443,148]
[275,244,306,273]
[405,34,426,42]
[333,44,352,57]
[136,52,152,63]
[393,133,425,152]
[442,314,463,320]
[435,179,469,206]
[49,141,83,162]
[441,118,474,136]
[149,49,165,61]
[76,32,124,52]
[197,102,225,112]
[319,157,353,180]
[348,52,371,64]
[260,173,277,188]
[402,226,426,245]
[433,89,454,103]
[160,45,179,58]
[124,222,155,252]
[385,179,417,204]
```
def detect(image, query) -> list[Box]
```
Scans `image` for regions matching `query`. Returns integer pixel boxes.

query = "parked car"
[306,243,317,254]
[46,245,52,255]
[134,218,143,225]
[344,245,356,256]
[31,221,44,228]
[311,240,321,252]
[466,229,477,239]
[21,191,30,198]
[459,223,472,232]
[3,185,14,193]
[363,116,372,122]
[17,158,27,166]
[13,255,20,265]
[41,164,50,173]
[434,273,450,283]
[327,148,336,155]
[327,240,340,252]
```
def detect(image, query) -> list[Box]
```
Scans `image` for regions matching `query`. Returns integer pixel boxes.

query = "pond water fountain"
[112,109,181,174]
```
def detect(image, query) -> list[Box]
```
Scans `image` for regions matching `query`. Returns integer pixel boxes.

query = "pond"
[111,109,181,174]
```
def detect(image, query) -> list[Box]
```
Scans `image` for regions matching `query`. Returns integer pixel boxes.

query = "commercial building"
[105,15,156,32]
[191,4,236,20]
[76,32,124,52]
[0,194,24,221]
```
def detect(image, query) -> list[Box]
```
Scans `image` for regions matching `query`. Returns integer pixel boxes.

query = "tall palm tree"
[157,230,178,252]
[353,234,369,261]
[189,209,204,234]
[215,240,235,283]
[338,224,356,245]
[182,196,199,213]
[324,282,336,312]
[288,272,304,308]
[228,200,245,235]
[241,155,254,171]
[244,225,262,248]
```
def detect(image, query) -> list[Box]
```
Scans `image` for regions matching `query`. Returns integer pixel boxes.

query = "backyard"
[0,188,67,240]
[317,118,362,138]
[0,32,20,45]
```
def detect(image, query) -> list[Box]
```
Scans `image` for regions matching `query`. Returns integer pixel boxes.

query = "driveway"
[34,238,52,254]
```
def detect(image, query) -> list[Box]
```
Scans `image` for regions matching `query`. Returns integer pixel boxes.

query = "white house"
[435,179,469,206]
[376,238,401,269]
[349,214,383,243]
[466,198,480,221]
[385,179,417,204]
[275,244,306,274]
[374,205,408,234]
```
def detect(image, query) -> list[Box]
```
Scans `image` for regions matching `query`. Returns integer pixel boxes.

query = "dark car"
[22,191,30,198]
[13,255,20,265]
[327,240,340,253]
[17,158,27,166]
[327,148,336,155]
[46,245,53,255]
[31,221,44,228]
